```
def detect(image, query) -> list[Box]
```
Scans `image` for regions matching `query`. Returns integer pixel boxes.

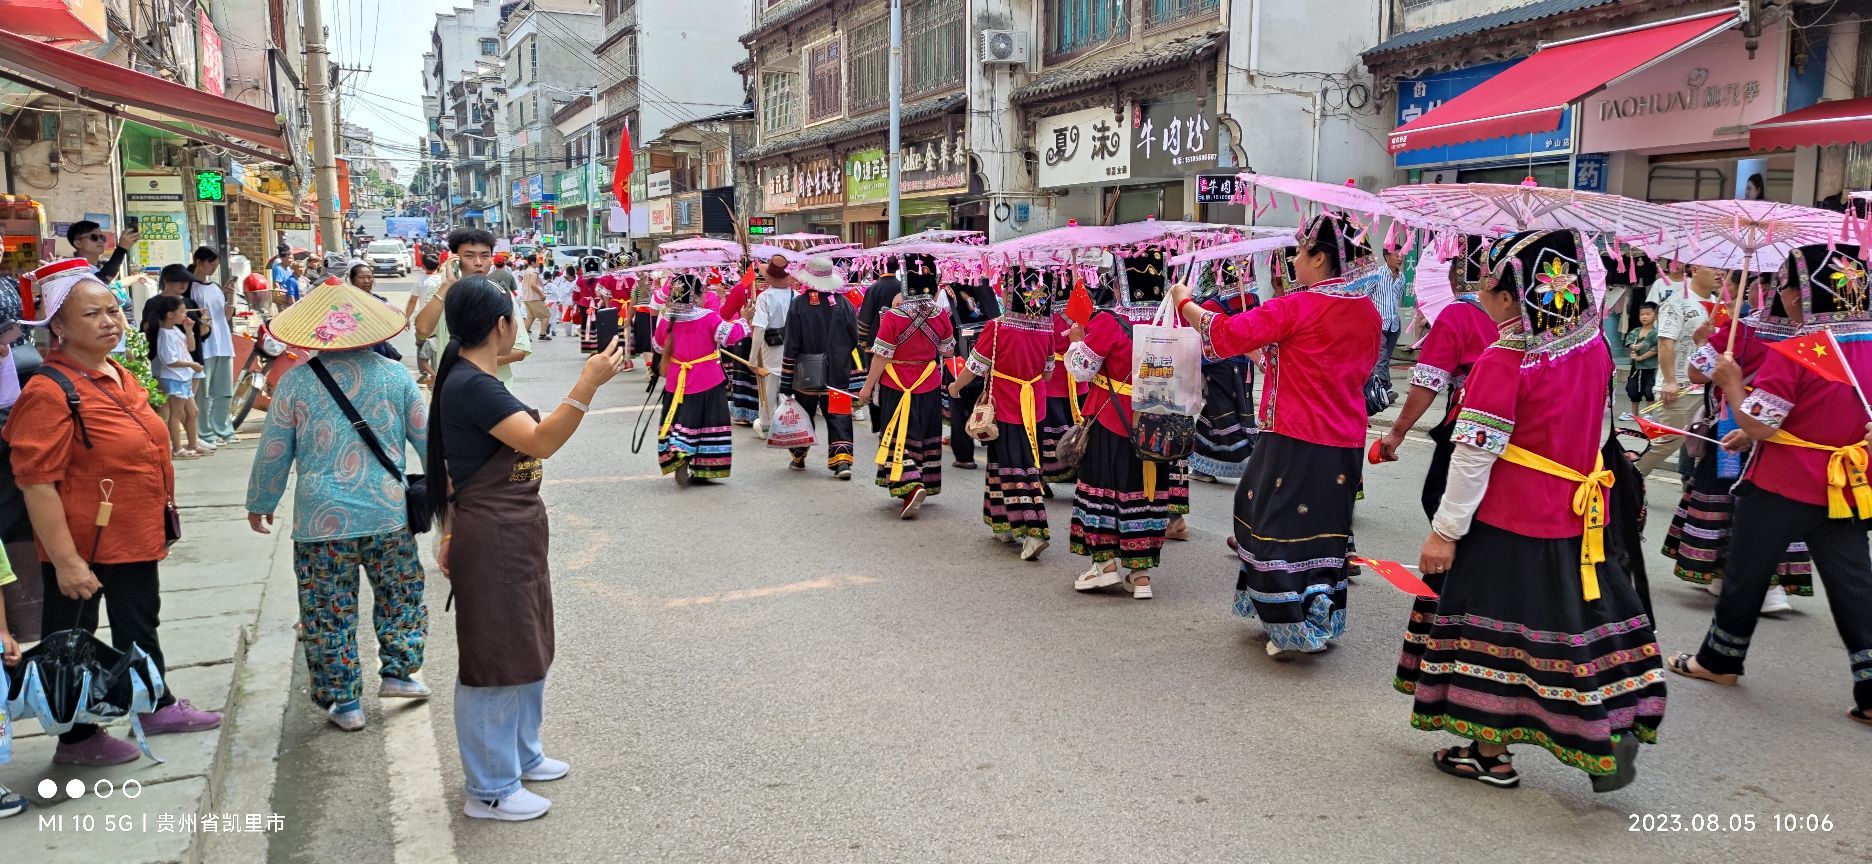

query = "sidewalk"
[1,436,299,864]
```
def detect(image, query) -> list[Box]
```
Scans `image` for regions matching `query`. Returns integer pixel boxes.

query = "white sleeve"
[1429,442,1499,541]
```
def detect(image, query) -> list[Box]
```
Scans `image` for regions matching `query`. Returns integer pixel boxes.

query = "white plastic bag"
[766,395,817,449]
[1130,294,1205,419]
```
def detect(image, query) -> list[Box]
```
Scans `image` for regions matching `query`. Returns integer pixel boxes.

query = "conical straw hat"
[267,278,408,351]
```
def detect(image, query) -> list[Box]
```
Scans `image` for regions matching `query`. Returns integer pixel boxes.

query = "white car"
[365,241,410,277]
[550,245,609,272]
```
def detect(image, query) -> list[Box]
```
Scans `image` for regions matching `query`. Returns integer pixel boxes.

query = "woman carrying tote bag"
[947,268,1055,561]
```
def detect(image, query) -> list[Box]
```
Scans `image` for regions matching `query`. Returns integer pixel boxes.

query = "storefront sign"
[1573,153,1609,193]
[648,170,672,198]
[124,175,188,271]
[1036,105,1131,188]
[197,9,224,96]
[748,215,777,235]
[762,165,797,213]
[556,170,587,208]
[1581,24,1785,153]
[1396,59,1574,168]
[1133,94,1218,178]
[901,129,968,194]
[192,169,226,203]
[647,198,674,234]
[1195,174,1238,203]
[526,174,546,202]
[794,156,844,208]
[846,148,889,206]
[511,179,526,206]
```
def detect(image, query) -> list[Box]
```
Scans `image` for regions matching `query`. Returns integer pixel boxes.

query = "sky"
[324,0,469,175]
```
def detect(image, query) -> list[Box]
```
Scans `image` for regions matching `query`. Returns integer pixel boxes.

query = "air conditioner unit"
[979,30,1030,65]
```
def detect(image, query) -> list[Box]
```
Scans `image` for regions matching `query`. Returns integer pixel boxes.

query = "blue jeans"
[454,680,545,800]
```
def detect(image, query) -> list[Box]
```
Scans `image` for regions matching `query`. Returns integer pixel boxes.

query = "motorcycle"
[230,323,306,431]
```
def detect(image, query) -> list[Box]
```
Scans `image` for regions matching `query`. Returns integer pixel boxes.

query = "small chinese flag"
[827,389,854,415]
[845,288,866,308]
[945,356,965,377]
[1348,556,1437,598]
[1065,278,1094,325]
[1633,415,1685,441]
[1699,299,1733,329]
[737,265,756,291]
[1770,329,1854,385]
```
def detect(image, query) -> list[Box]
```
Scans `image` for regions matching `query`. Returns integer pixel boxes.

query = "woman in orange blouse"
[5,260,222,767]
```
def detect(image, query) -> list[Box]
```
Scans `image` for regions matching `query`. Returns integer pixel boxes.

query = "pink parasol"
[769,232,841,247]
[658,237,742,255]
[621,258,737,275]
[1231,173,1390,220]
[1378,180,1678,242]
[1164,231,1298,267]
[803,242,861,254]
[986,220,1238,260]
[1634,199,1846,273]
[880,229,985,246]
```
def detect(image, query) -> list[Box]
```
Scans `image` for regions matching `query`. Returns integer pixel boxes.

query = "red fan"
[1065,278,1094,325]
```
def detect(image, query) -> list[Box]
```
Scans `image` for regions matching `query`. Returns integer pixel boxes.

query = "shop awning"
[1749,97,1872,151]
[0,27,290,165]
[1387,10,1737,155]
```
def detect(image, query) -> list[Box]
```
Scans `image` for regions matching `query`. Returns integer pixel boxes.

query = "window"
[1144,0,1219,29]
[847,18,890,114]
[479,38,498,55]
[529,37,538,82]
[704,147,728,189]
[471,139,485,156]
[906,0,964,95]
[806,38,842,123]
[761,72,797,132]
[1048,0,1129,59]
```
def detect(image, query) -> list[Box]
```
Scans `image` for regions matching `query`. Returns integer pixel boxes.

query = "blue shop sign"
[511,180,526,205]
[1395,59,1573,169]
[1573,154,1609,193]
[526,174,545,201]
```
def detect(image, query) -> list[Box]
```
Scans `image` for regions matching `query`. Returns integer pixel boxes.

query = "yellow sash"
[1090,374,1162,501]
[1500,444,1614,601]
[1768,431,1872,519]
[1053,352,1083,424]
[992,369,1044,467]
[875,361,937,481]
[658,350,722,438]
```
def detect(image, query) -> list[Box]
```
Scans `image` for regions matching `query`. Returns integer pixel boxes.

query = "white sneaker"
[463,788,552,822]
[1706,577,1723,597]
[993,531,1014,544]
[1761,585,1792,615]
[1020,537,1048,561]
[522,756,569,782]
[378,677,432,699]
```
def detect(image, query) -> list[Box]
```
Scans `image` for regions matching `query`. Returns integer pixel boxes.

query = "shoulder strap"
[308,357,404,482]
[32,367,91,449]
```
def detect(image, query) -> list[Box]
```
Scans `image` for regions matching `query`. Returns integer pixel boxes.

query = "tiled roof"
[741,94,966,161]
[1009,30,1226,105]
[739,0,834,46]
[1364,0,1615,56]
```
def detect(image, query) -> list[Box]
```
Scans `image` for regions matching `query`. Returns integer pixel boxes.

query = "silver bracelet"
[562,396,589,412]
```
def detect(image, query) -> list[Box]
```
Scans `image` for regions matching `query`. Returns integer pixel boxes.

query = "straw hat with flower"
[268,275,408,351]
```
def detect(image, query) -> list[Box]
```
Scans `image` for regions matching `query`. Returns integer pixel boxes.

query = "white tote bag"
[766,395,817,449]
[1129,294,1205,419]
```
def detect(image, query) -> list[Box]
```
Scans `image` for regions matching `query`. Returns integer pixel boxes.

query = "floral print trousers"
[294,530,428,709]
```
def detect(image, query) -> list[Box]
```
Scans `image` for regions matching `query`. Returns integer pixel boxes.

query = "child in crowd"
[1624,302,1659,402]
[144,295,206,458]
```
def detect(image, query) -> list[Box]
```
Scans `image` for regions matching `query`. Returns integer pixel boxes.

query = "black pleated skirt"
[1232,433,1361,651]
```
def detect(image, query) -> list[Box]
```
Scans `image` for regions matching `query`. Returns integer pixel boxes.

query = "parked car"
[550,245,607,271]
[365,240,410,277]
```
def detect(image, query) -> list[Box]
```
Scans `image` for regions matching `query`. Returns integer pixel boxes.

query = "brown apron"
[449,411,553,687]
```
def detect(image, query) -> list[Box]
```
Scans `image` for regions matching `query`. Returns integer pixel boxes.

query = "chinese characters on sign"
[795,156,844,208]
[647,199,674,233]
[900,129,968,194]
[1195,174,1238,204]
[1573,153,1609,193]
[197,10,225,97]
[846,148,890,205]
[1394,59,1574,168]
[763,164,798,212]
[1132,94,1218,178]
[1036,105,1132,188]
[1580,24,1785,153]
[748,216,777,235]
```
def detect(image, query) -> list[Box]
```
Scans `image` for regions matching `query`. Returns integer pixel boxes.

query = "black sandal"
[1590,732,1641,794]
[1432,744,1519,788]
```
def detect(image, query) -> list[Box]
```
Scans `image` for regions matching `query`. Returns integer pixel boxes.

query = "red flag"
[827,390,854,415]
[611,123,633,215]
[1770,330,1854,385]
[736,265,756,291]
[1348,556,1438,598]
[945,356,965,378]
[1633,415,1683,441]
[1698,299,1733,329]
[845,288,866,308]
[1065,278,1094,326]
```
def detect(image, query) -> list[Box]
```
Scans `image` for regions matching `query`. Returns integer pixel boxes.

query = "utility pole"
[886,0,902,241]
[303,0,344,252]
[585,86,599,247]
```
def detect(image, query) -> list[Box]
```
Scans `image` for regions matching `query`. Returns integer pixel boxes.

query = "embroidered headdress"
[1003,266,1052,318]
[901,253,939,298]
[1297,213,1374,280]
[1487,229,1599,354]
[1116,248,1167,306]
[1783,242,1871,325]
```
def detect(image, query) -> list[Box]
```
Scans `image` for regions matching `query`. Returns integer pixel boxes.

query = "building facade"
[498,0,604,231]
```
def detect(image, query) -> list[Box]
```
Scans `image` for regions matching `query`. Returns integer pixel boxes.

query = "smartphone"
[124,216,139,232]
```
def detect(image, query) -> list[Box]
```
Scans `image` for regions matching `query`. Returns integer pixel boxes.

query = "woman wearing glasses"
[66,221,140,282]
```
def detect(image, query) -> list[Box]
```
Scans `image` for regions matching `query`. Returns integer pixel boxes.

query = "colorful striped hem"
[1409,712,1660,777]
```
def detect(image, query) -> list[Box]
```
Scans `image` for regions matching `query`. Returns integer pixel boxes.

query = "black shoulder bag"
[308,358,433,534]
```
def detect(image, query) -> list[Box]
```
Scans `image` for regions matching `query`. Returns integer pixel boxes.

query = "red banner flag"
[611,123,633,215]
[828,389,854,415]
[945,356,965,378]
[1633,415,1682,441]
[1065,278,1094,326]
[1348,556,1438,598]
[1770,329,1854,385]
[1698,298,1733,329]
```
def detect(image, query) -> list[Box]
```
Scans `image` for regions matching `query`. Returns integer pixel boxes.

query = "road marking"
[382,688,457,864]
[542,473,667,487]
[575,574,881,609]
[589,403,658,416]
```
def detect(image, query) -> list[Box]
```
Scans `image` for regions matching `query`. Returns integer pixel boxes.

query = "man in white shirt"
[188,246,238,444]
[1647,260,1689,306]
[408,253,443,385]
[749,267,799,437]
[1634,262,1715,477]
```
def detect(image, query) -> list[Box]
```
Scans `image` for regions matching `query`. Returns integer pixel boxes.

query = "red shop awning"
[1749,97,1872,152]
[0,27,290,164]
[1388,10,1738,155]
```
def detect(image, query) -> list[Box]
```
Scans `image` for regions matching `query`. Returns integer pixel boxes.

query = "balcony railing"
[1047,1,1131,62]
[604,1,636,41]
[1143,0,1219,31]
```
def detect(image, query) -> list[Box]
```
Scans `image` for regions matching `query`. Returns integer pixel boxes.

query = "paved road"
[262,276,1872,863]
